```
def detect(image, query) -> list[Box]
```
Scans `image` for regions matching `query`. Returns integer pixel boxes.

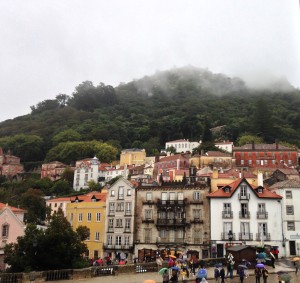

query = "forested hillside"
[0,66,300,166]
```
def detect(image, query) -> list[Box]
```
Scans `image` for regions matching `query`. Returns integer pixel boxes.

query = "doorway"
[290,241,296,256]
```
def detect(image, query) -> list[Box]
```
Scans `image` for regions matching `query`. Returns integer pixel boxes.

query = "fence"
[42,269,72,281]
[91,266,117,277]
[0,273,23,283]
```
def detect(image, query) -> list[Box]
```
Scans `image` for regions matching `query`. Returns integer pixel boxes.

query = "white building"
[214,141,234,153]
[270,179,300,257]
[207,178,283,258]
[103,177,136,262]
[165,139,200,153]
[46,197,71,217]
[73,157,100,191]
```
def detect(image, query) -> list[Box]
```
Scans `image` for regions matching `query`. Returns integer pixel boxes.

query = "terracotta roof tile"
[0,202,26,213]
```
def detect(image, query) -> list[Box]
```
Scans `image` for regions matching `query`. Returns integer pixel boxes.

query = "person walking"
[255,267,262,283]
[162,269,169,283]
[214,266,220,283]
[261,267,268,283]
[238,267,245,283]
[220,267,225,283]
[170,269,179,283]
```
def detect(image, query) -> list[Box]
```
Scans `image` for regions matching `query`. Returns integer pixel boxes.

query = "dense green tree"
[237,135,264,146]
[45,141,118,164]
[50,179,72,196]
[0,134,44,162]
[52,129,82,145]
[20,189,47,224]
[4,213,88,272]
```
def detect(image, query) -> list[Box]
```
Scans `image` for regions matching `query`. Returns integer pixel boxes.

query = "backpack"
[198,268,207,278]
[214,268,220,278]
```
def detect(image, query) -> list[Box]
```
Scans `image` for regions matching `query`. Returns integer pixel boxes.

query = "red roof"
[47,197,71,202]
[207,178,282,199]
[0,202,26,213]
[205,151,231,157]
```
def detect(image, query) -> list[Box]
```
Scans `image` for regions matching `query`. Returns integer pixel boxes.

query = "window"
[124,235,130,246]
[145,192,152,201]
[258,223,268,236]
[159,229,167,239]
[118,186,124,199]
[115,236,122,246]
[107,235,113,245]
[178,192,184,200]
[94,250,98,259]
[248,160,252,165]
[194,229,201,244]
[96,212,101,222]
[109,202,115,213]
[78,213,83,222]
[145,209,152,219]
[264,160,268,165]
[240,185,247,196]
[117,202,124,211]
[144,228,152,243]
[241,160,244,165]
[287,221,295,231]
[127,189,131,196]
[193,209,201,219]
[169,192,175,201]
[194,191,201,200]
[2,224,9,238]
[95,232,100,241]
[258,203,266,213]
[224,203,231,212]
[286,205,294,215]
[110,190,115,197]
[161,192,168,201]
[286,191,293,199]
[125,219,131,229]
[177,229,184,239]
[116,219,123,227]
[108,218,114,228]
[240,222,250,239]
[256,160,260,165]
[223,222,232,239]
[87,213,92,222]
[241,203,248,217]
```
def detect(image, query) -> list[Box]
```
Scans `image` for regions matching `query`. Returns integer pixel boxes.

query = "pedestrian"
[170,269,178,283]
[162,269,169,283]
[220,267,225,283]
[238,267,245,283]
[255,267,262,283]
[214,266,220,283]
[295,260,299,274]
[181,267,189,283]
[269,251,275,268]
[261,267,268,283]
[196,265,207,283]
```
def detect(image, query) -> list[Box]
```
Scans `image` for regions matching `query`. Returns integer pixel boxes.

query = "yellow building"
[120,148,146,166]
[66,191,107,260]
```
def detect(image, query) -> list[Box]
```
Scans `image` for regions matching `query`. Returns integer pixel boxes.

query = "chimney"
[257,171,263,187]
[239,171,242,179]
[212,167,218,179]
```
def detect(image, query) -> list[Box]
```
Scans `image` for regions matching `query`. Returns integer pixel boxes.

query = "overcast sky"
[0,0,299,122]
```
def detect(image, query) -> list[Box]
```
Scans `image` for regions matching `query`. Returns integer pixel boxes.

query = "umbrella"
[256,263,265,268]
[169,255,176,259]
[238,265,248,269]
[172,266,180,271]
[158,267,168,275]
[291,257,300,262]
[278,273,292,281]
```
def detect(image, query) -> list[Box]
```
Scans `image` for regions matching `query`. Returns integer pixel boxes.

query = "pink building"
[0,148,24,178]
[0,203,26,270]
[41,161,70,181]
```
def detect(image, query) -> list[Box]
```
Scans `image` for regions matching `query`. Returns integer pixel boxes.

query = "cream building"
[120,149,146,166]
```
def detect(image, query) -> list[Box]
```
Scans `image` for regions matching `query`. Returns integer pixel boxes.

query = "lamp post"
[228,230,233,246]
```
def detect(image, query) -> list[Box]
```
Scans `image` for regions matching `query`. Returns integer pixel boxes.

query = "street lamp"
[228,230,233,245]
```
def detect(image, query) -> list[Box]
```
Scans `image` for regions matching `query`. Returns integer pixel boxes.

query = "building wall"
[66,201,106,259]
[209,182,284,256]
[120,149,146,166]
[135,184,210,260]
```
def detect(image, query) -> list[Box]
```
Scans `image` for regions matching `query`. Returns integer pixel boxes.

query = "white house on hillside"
[165,139,200,153]
[207,178,283,258]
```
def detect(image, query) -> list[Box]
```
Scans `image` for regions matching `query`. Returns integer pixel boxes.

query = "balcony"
[142,200,155,205]
[156,199,187,207]
[156,238,185,245]
[156,218,189,227]
[256,233,271,241]
[239,211,250,219]
[239,233,253,241]
[222,211,233,219]
[108,211,115,216]
[238,193,250,201]
[257,211,268,219]
[124,227,131,233]
[142,218,155,224]
[190,218,204,224]
[103,244,133,250]
[107,227,114,233]
[221,232,236,241]
[125,210,132,216]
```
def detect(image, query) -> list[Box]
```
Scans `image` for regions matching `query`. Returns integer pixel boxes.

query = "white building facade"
[165,139,200,153]
[73,157,100,191]
[208,178,284,258]
[270,179,300,257]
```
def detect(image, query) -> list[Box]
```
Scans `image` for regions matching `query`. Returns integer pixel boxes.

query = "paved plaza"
[55,259,300,283]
